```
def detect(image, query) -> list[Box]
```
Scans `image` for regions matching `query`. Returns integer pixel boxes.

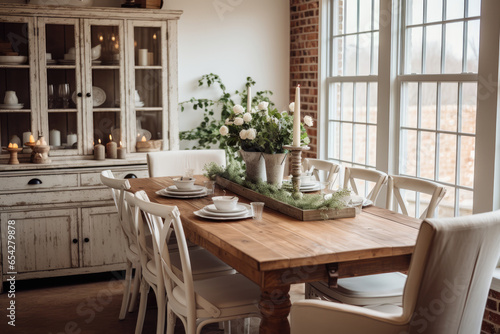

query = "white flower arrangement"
[234,117,244,126]
[219,125,229,136]
[257,101,269,111]
[289,102,295,112]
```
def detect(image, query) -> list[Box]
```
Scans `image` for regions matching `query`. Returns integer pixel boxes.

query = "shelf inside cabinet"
[0,64,30,69]
[135,65,162,70]
[92,65,120,70]
[46,65,76,69]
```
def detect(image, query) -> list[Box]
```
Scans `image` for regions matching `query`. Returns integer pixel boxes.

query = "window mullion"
[435,82,441,182]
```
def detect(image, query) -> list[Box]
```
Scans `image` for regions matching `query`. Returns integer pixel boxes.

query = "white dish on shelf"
[0,55,27,65]
[0,103,24,109]
[46,59,57,65]
[71,86,106,107]
[135,101,144,107]
[57,59,75,65]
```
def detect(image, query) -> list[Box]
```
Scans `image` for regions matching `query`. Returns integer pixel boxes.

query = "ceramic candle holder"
[135,139,162,152]
[7,147,23,165]
[32,145,51,164]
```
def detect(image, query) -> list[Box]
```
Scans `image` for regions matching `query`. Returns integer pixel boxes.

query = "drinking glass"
[250,202,265,220]
[204,180,215,196]
[58,83,70,108]
[48,84,55,109]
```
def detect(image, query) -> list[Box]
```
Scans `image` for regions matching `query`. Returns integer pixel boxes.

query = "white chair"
[302,158,341,190]
[100,170,141,320]
[292,210,500,334]
[387,175,447,219]
[343,167,388,202]
[306,175,446,306]
[147,149,226,177]
[133,191,261,334]
[126,191,236,334]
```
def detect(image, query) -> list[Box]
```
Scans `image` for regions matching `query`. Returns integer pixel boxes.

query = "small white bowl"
[91,44,101,60]
[173,177,195,190]
[212,196,239,211]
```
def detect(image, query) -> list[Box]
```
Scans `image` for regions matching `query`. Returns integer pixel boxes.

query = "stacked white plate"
[194,203,252,221]
[283,180,321,192]
[0,103,23,110]
[156,185,207,198]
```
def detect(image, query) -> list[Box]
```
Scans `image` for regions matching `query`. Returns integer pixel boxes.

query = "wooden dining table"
[128,176,421,334]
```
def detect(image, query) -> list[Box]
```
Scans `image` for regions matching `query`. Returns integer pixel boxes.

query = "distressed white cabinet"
[0,4,181,292]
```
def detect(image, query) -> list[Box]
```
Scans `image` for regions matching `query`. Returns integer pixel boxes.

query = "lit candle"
[94,139,105,160]
[117,141,126,159]
[8,143,12,148]
[247,86,251,112]
[141,136,146,142]
[29,135,35,143]
[106,134,117,159]
[293,85,301,147]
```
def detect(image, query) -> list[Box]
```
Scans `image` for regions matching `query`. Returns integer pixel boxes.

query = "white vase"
[4,91,18,105]
[263,152,288,187]
[240,150,266,183]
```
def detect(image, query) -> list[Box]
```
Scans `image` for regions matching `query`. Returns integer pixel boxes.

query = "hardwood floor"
[0,271,305,334]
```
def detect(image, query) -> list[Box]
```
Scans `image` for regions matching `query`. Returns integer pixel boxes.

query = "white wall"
[162,0,290,148]
[1,0,290,149]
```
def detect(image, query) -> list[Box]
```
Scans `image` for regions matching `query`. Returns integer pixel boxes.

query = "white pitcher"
[4,91,18,105]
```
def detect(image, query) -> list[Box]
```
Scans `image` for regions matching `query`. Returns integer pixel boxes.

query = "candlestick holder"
[283,145,310,199]
[32,145,51,164]
[24,141,36,162]
[7,147,23,165]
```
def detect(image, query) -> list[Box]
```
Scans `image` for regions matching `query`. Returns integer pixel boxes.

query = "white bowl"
[212,196,239,211]
[0,55,27,64]
[173,177,195,190]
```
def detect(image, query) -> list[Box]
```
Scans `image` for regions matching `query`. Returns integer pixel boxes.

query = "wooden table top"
[128,176,421,285]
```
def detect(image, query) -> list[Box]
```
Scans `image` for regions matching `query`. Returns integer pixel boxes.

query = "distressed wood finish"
[216,176,356,220]
[128,176,421,334]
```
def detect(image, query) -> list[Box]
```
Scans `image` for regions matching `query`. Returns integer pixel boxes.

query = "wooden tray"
[216,176,356,221]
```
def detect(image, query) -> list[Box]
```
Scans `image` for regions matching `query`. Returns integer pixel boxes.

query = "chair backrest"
[401,210,500,334]
[100,170,134,242]
[147,149,226,177]
[303,158,341,189]
[386,175,447,219]
[343,167,388,202]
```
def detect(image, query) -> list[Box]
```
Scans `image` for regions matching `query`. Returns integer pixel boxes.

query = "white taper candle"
[293,85,301,147]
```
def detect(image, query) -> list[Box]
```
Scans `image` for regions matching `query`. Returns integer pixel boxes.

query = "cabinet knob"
[77,92,82,97]
[72,239,78,244]
[125,173,137,179]
[84,237,90,243]
[28,178,42,185]
[86,93,91,97]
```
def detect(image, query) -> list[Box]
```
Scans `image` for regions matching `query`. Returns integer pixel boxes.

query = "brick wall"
[483,288,500,334]
[290,0,319,159]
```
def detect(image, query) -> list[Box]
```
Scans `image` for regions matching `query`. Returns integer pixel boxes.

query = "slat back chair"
[343,167,388,202]
[293,210,500,334]
[387,175,447,219]
[147,149,226,177]
[303,158,341,189]
[100,171,140,320]
[133,191,261,334]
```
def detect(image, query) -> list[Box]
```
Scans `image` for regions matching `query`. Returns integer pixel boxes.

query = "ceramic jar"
[4,91,18,105]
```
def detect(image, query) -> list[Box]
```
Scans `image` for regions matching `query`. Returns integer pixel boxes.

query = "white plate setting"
[283,180,322,192]
[194,203,252,221]
[71,86,106,107]
[0,103,24,110]
[156,185,207,199]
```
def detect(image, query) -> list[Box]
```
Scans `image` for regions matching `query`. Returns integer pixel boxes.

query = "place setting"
[193,195,259,221]
[156,176,208,198]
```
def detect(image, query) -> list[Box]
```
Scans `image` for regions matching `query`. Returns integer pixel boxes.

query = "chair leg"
[129,265,142,313]
[135,279,150,334]
[165,304,176,334]
[156,299,166,334]
[119,260,133,320]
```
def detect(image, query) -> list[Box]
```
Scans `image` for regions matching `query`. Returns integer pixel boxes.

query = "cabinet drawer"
[0,174,79,191]
[81,168,149,186]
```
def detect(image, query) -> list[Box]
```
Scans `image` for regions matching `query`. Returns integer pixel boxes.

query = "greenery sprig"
[203,162,350,211]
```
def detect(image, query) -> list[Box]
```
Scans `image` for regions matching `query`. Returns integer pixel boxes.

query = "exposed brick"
[485,310,500,326]
[481,320,497,334]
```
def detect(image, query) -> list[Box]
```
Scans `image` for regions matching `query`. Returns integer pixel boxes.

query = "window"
[322,0,500,217]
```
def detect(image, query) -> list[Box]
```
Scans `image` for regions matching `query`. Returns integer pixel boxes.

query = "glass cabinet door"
[38,18,82,155]
[84,19,125,155]
[128,21,167,152]
[0,17,37,151]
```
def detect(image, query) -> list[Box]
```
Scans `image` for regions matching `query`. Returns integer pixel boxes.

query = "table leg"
[259,285,291,334]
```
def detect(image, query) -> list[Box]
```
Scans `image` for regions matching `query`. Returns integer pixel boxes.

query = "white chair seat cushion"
[365,303,403,315]
[310,272,406,306]
[172,273,260,317]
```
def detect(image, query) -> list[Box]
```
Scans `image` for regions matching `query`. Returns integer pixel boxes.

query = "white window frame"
[319,0,500,214]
